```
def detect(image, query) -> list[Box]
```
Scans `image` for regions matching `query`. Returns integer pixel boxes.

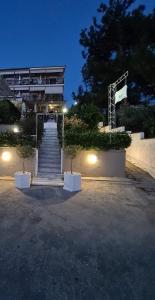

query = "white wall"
[126,132,155,178]
[100,125,125,133]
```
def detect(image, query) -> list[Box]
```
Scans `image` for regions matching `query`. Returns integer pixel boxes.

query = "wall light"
[1,151,11,162]
[13,127,19,133]
[62,107,68,114]
[87,154,98,165]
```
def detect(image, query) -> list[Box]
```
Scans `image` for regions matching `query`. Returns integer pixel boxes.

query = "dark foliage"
[117,105,155,138]
[67,103,104,129]
[65,130,131,150]
[74,0,155,107]
[19,113,44,142]
[0,132,35,147]
[0,100,21,124]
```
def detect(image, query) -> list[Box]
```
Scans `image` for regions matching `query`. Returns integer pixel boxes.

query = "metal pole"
[62,112,64,149]
[36,113,38,145]
[108,71,128,128]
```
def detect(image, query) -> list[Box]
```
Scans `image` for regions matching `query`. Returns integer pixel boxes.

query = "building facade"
[0,66,65,113]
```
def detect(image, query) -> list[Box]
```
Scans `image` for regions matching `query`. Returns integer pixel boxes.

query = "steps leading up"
[38,121,61,178]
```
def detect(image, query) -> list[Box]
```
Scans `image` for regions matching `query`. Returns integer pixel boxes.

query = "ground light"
[1,151,11,162]
[87,154,98,165]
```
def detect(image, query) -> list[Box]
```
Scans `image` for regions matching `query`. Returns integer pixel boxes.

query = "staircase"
[37,121,61,178]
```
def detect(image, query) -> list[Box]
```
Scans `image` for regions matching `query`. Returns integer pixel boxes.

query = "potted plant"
[15,145,34,189]
[64,145,81,192]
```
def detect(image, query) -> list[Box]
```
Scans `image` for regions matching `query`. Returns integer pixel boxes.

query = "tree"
[17,145,34,173]
[64,145,81,174]
[0,100,21,124]
[67,103,104,129]
[117,105,155,138]
[75,0,155,108]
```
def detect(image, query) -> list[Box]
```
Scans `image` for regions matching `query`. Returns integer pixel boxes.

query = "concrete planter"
[64,172,81,192]
[15,171,31,189]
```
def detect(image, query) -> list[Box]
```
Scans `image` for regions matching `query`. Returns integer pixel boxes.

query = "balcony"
[6,77,64,86]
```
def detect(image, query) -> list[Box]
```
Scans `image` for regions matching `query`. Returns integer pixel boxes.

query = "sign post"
[108,71,128,128]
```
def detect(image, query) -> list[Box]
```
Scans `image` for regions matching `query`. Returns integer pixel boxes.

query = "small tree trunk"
[71,158,73,174]
[23,159,25,173]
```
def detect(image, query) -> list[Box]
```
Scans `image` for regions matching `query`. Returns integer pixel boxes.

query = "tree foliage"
[67,103,104,129]
[0,100,21,124]
[65,130,131,150]
[74,0,155,107]
[117,105,155,137]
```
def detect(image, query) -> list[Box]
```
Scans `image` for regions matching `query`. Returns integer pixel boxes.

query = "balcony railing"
[6,77,64,86]
[20,94,63,102]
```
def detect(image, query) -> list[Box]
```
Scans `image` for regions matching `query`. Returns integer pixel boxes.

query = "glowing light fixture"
[87,154,98,165]
[2,151,11,162]
[62,107,68,114]
[74,101,78,105]
[13,127,19,133]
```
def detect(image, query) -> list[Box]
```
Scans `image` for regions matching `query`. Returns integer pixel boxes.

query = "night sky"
[0,0,154,106]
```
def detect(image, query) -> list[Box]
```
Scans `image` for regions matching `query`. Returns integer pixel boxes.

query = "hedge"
[65,131,131,150]
[0,132,35,147]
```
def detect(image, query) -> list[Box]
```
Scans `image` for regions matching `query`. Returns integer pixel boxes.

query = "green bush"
[0,100,21,124]
[65,130,131,150]
[19,114,44,142]
[0,132,35,147]
[67,103,104,129]
[65,116,88,133]
[16,145,35,173]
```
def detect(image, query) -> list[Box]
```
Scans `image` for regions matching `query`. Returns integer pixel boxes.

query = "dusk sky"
[0,0,154,106]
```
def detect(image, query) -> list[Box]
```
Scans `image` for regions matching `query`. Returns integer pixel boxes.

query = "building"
[0,76,14,99]
[0,66,65,113]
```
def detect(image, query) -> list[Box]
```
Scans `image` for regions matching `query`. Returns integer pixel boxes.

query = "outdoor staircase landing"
[38,122,61,178]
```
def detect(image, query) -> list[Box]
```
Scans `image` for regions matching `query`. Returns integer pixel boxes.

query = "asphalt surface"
[0,164,155,299]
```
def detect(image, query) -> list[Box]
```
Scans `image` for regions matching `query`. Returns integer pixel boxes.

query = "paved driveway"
[0,170,155,299]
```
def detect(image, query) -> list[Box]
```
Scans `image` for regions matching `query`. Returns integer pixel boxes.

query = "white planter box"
[64,172,81,192]
[15,171,31,189]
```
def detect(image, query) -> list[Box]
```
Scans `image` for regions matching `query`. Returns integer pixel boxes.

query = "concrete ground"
[0,163,155,300]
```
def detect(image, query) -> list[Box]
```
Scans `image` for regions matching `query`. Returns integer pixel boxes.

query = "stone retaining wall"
[63,149,125,177]
[0,147,37,177]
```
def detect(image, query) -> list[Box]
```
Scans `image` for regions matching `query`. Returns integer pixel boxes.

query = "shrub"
[65,116,88,133]
[65,131,131,150]
[16,145,35,173]
[0,132,35,147]
[67,103,104,129]
[19,114,44,142]
[0,100,21,124]
[65,145,81,173]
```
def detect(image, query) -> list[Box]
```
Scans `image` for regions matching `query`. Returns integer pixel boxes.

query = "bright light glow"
[13,127,19,133]
[74,101,78,105]
[62,107,68,113]
[1,151,11,162]
[87,154,98,165]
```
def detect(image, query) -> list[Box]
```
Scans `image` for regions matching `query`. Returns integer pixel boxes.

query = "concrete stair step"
[39,162,61,168]
[37,173,62,179]
[40,146,60,149]
[38,167,61,174]
[39,149,60,155]
[39,158,60,163]
[39,151,60,158]
[40,144,60,147]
